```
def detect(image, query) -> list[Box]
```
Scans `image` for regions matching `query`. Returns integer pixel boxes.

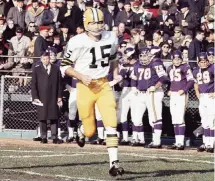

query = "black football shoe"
[53,138,64,144]
[167,143,177,150]
[109,160,124,178]
[130,140,139,146]
[40,138,48,144]
[90,138,105,145]
[176,144,185,150]
[119,140,130,146]
[206,146,214,153]
[33,137,42,141]
[197,144,206,152]
[66,137,75,143]
[146,142,162,149]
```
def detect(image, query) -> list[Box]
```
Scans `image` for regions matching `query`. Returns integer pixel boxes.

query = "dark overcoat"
[31,64,62,120]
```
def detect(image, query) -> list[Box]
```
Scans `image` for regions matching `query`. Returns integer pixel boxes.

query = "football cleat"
[138,141,146,147]
[76,123,85,147]
[109,160,124,178]
[90,138,104,145]
[197,144,206,152]
[40,138,48,144]
[53,138,64,144]
[33,137,42,141]
[119,140,130,146]
[206,146,214,153]
[130,140,139,146]
[176,144,185,150]
[66,137,75,143]
[146,142,162,149]
[167,143,177,150]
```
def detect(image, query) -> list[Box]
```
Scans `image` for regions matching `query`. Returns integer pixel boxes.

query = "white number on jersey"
[169,69,181,82]
[89,45,112,68]
[196,71,210,84]
[138,68,151,80]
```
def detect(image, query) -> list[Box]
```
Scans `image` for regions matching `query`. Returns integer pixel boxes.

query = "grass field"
[0,139,214,181]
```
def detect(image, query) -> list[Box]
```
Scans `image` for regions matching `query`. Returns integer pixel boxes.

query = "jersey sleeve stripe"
[61,59,74,66]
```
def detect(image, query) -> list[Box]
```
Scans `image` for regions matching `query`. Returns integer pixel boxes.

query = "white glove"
[109,80,117,87]
[148,86,156,92]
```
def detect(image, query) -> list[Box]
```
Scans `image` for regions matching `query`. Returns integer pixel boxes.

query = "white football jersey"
[61,31,118,79]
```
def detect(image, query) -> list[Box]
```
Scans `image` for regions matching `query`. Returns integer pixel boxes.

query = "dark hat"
[180,2,189,9]
[145,35,153,41]
[16,27,24,33]
[107,0,116,6]
[174,26,182,32]
[173,50,182,59]
[161,4,169,11]
[17,0,24,2]
[142,2,150,9]
[124,0,131,5]
[32,0,38,2]
[60,24,69,29]
[118,0,124,3]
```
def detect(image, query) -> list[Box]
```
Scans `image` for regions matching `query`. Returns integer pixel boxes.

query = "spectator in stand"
[176,2,199,37]
[204,30,214,50]
[24,22,37,40]
[59,24,71,45]
[112,26,119,36]
[76,25,84,34]
[181,46,189,63]
[0,14,6,33]
[58,0,83,35]
[158,0,178,18]
[103,0,117,31]
[187,0,206,21]
[56,0,65,8]
[25,0,45,27]
[172,26,185,49]
[7,0,25,29]
[0,0,5,15]
[75,0,86,12]
[93,0,105,11]
[153,30,163,46]
[116,0,124,12]
[34,26,50,61]
[3,18,17,43]
[47,26,55,44]
[159,41,172,60]
[42,0,60,28]
[7,27,30,67]
[207,47,214,64]
[4,0,15,18]
[157,5,175,37]
[115,0,137,30]
[188,30,205,68]
[205,0,214,30]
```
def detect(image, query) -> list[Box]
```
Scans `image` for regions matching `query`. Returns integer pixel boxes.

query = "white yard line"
[0,150,54,153]
[2,169,109,181]
[0,150,213,164]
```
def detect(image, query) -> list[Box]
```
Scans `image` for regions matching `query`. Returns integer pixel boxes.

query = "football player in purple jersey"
[132,47,169,148]
[207,47,214,65]
[167,50,194,150]
[193,52,214,153]
[113,47,138,145]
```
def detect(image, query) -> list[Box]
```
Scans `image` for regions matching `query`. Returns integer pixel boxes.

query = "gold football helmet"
[83,8,104,36]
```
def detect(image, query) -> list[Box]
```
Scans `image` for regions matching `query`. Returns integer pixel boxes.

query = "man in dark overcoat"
[31,51,63,144]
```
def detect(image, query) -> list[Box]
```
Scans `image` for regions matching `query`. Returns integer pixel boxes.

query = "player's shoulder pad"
[102,31,118,43]
[151,57,163,66]
[67,33,86,48]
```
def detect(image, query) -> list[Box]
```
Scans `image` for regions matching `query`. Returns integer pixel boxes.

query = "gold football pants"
[77,77,117,138]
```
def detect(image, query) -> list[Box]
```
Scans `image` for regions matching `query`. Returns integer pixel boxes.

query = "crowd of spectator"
[0,0,213,78]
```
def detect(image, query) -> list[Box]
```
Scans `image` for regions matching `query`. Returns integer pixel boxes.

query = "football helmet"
[172,50,183,67]
[139,47,151,65]
[198,52,209,69]
[83,8,104,36]
[123,47,135,63]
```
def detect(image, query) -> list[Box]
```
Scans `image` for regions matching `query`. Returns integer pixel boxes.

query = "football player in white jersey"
[60,8,124,177]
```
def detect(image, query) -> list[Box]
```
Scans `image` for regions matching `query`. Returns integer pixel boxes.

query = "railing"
[0,55,201,137]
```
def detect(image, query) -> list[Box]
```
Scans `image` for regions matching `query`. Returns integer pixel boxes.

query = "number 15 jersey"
[61,31,118,79]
